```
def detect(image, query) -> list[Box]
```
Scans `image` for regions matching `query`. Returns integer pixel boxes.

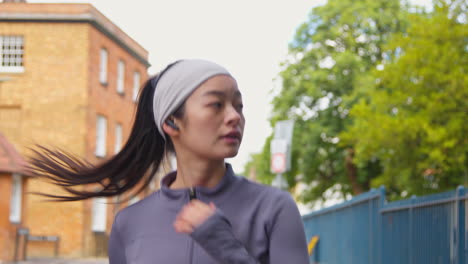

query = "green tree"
[244,135,273,183]
[249,0,409,203]
[341,0,468,199]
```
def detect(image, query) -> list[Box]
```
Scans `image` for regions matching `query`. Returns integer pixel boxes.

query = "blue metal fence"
[302,186,467,264]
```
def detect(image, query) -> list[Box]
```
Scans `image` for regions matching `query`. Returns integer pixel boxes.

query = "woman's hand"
[173,200,216,234]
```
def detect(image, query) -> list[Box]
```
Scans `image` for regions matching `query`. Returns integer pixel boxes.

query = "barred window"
[0,36,24,72]
[117,60,125,94]
[99,48,108,84]
[133,71,141,102]
[91,197,107,232]
[9,174,22,223]
[95,115,107,158]
[114,123,122,154]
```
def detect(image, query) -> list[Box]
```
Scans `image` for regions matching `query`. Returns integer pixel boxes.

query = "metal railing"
[13,227,60,263]
[302,186,466,264]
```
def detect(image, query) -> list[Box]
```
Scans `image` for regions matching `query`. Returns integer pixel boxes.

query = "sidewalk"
[4,259,107,264]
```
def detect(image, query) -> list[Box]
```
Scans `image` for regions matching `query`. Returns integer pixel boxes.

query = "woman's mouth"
[221,131,241,144]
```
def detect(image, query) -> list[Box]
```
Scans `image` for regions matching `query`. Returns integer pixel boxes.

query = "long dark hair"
[28,61,182,201]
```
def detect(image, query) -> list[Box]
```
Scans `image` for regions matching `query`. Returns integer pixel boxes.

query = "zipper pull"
[189,187,197,200]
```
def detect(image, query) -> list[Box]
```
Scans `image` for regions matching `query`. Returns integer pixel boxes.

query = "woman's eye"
[236,103,244,111]
[211,102,223,108]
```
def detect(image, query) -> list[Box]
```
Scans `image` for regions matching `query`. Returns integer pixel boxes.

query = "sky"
[27,0,327,173]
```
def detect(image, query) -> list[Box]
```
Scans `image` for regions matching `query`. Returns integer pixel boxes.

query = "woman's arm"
[108,214,127,264]
[175,200,259,263]
[190,209,258,263]
[176,193,309,264]
[267,192,309,263]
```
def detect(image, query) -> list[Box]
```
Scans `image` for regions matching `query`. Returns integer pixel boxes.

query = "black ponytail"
[28,61,181,201]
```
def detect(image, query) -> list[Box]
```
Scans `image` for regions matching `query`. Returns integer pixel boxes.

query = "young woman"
[29,59,309,263]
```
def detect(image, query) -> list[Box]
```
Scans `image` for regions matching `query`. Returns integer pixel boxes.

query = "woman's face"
[175,75,245,160]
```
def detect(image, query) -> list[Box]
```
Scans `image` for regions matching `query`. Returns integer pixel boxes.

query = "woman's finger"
[173,219,194,234]
[174,200,217,234]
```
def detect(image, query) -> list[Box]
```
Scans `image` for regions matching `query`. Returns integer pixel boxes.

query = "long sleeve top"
[108,163,309,264]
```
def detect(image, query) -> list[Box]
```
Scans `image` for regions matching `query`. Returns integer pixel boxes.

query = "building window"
[114,123,122,154]
[99,48,108,85]
[10,174,22,223]
[95,115,107,157]
[0,35,24,73]
[117,60,125,94]
[133,71,141,102]
[91,197,107,232]
[129,196,140,206]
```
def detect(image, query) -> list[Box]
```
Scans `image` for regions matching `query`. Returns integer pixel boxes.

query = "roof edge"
[0,9,151,68]
[0,133,31,177]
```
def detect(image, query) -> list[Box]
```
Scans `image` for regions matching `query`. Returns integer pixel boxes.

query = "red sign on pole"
[271,153,286,174]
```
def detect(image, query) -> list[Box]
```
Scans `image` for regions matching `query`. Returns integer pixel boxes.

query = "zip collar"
[159,163,238,209]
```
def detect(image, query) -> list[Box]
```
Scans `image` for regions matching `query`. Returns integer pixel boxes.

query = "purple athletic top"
[108,163,309,263]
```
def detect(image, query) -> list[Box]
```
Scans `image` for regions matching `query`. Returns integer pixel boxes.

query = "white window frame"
[114,123,123,154]
[132,71,141,102]
[91,197,108,232]
[95,115,107,158]
[129,196,140,206]
[9,174,22,223]
[0,35,24,73]
[117,60,125,94]
[99,48,108,84]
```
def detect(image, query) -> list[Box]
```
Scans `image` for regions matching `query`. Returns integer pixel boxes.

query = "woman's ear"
[162,119,180,137]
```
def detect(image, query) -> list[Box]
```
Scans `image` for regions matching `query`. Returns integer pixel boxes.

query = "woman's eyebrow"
[203,90,226,97]
[203,90,242,98]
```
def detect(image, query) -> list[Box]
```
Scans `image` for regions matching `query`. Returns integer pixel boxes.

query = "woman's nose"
[225,104,242,126]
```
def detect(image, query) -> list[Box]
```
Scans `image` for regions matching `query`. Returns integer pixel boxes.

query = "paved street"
[4,259,107,264]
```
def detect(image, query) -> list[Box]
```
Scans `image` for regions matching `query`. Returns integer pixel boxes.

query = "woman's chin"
[219,149,239,159]
[225,152,238,158]
[205,145,240,160]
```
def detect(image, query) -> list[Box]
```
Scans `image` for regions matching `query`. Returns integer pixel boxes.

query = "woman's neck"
[170,158,226,190]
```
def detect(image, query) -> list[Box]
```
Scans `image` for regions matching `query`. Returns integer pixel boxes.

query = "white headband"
[152,59,231,139]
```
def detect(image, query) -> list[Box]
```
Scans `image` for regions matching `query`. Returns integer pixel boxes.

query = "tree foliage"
[340,0,468,199]
[246,0,467,203]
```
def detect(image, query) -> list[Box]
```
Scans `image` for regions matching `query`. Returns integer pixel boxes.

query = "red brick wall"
[0,3,150,258]
[0,21,91,258]
[81,25,148,256]
[0,173,28,262]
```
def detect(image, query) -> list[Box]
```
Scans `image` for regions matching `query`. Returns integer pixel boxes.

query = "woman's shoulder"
[233,176,301,230]
[113,191,161,224]
[235,175,297,207]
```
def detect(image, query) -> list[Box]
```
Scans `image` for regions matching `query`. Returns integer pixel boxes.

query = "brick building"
[0,132,30,261]
[0,2,165,259]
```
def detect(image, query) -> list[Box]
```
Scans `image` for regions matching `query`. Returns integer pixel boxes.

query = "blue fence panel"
[303,211,339,263]
[456,187,465,264]
[381,209,410,264]
[412,203,454,264]
[371,196,382,263]
[302,186,466,264]
[381,190,458,264]
[302,188,383,264]
[462,197,468,264]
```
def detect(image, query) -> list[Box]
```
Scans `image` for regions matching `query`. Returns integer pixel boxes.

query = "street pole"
[273,173,288,191]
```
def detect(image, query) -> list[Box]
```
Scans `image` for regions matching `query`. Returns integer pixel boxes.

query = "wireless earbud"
[166,119,179,130]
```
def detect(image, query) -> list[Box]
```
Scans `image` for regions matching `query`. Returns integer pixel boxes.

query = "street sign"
[274,120,294,142]
[270,120,294,173]
[270,139,287,173]
[271,153,286,174]
[271,138,288,154]
[270,120,294,190]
